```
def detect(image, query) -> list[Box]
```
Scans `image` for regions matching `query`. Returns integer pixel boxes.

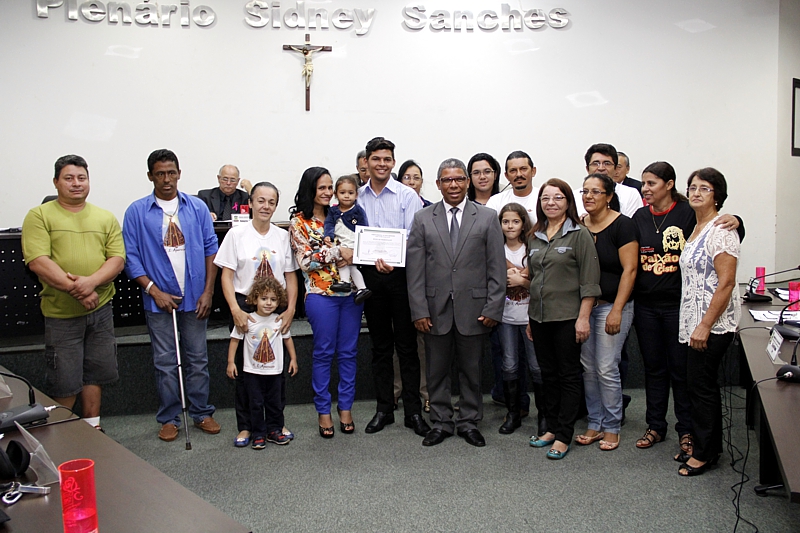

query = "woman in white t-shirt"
[214,182,298,448]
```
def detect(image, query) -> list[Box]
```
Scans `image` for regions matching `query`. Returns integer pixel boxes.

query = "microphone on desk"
[0,372,48,431]
[771,299,800,341]
[743,265,800,303]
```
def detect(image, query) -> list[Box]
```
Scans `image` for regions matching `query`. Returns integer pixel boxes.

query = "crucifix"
[283,33,332,111]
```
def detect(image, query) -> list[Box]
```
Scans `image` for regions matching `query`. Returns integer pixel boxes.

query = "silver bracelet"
[145,281,154,294]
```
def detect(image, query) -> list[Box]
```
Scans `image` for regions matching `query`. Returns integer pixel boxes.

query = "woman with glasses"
[631,162,741,458]
[577,174,637,452]
[393,160,431,413]
[527,178,600,460]
[676,168,740,476]
[396,160,431,208]
[467,153,501,205]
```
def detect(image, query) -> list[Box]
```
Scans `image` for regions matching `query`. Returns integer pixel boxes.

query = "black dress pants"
[362,265,422,418]
[686,331,734,462]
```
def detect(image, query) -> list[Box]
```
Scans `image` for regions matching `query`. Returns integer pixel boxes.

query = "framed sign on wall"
[793,78,800,157]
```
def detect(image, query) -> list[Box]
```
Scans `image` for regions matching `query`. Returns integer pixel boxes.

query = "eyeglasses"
[540,195,567,203]
[580,189,607,197]
[589,160,615,168]
[687,186,714,195]
[470,169,495,178]
[439,176,468,185]
[219,177,239,184]
[402,175,422,182]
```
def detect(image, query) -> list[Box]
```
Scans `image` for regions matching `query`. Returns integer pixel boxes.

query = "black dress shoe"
[422,428,451,447]
[457,428,486,447]
[404,414,431,437]
[330,282,352,292]
[364,412,394,434]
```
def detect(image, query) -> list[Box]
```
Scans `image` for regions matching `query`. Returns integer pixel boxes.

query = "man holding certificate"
[406,158,506,447]
[350,136,431,437]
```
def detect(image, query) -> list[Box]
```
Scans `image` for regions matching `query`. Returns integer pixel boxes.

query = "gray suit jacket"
[407,200,506,336]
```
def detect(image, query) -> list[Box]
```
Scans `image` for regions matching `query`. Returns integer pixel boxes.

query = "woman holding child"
[290,167,364,438]
[215,182,298,448]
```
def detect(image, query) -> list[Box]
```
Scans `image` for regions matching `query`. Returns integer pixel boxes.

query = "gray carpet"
[101,389,800,533]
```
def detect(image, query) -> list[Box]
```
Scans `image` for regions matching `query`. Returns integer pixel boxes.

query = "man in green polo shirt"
[22,155,125,431]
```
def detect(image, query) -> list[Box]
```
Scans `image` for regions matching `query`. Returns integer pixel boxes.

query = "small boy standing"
[227,277,298,450]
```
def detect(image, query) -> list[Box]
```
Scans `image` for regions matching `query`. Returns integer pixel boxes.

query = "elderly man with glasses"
[198,164,253,221]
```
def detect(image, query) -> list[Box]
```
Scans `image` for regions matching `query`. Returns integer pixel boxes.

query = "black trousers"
[243,372,283,438]
[361,266,422,418]
[529,319,583,444]
[686,331,734,462]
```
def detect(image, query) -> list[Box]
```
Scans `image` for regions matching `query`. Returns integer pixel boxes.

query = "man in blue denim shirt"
[123,149,221,442]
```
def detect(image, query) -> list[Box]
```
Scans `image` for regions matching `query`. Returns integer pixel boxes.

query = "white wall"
[0,0,785,275]
[776,0,800,271]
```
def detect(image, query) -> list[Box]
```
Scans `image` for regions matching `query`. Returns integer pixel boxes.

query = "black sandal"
[679,434,694,455]
[337,408,355,434]
[678,454,720,476]
[319,425,334,439]
[636,428,664,449]
[674,451,691,463]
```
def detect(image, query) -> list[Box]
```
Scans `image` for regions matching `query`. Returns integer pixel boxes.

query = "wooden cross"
[283,34,332,111]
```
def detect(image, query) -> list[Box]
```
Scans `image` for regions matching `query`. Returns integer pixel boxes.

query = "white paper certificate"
[353,226,407,267]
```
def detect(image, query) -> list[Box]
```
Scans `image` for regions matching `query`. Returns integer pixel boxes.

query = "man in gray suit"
[407,158,506,447]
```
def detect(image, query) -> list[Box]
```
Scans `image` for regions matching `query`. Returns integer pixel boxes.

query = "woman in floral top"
[289,167,364,439]
[676,167,739,476]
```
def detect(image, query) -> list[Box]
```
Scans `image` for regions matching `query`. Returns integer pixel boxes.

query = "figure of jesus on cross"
[283,34,332,111]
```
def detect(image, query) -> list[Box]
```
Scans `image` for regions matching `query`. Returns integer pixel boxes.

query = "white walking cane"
[170,305,192,450]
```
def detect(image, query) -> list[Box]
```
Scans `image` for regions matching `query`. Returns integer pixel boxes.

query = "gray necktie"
[449,206,460,251]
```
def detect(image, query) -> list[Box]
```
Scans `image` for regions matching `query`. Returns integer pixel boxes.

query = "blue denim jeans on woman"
[145,310,215,426]
[580,301,634,434]
[498,323,542,384]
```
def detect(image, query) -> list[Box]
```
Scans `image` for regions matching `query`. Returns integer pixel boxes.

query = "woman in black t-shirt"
[577,174,637,452]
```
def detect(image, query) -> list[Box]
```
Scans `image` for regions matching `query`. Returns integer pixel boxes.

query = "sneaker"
[194,416,221,434]
[267,430,291,445]
[252,437,266,450]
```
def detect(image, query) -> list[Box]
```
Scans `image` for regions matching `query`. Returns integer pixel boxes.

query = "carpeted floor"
[101,389,800,533]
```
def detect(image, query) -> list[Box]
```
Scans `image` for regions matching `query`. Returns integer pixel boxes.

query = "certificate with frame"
[353,226,407,267]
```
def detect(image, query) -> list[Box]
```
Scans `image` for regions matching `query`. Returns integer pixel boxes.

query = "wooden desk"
[0,373,251,532]
[738,297,800,503]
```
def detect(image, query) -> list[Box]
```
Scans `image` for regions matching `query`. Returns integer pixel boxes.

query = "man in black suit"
[197,164,251,221]
[614,152,642,197]
[406,158,506,447]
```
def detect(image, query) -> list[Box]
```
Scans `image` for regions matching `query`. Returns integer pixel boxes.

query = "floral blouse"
[678,215,741,342]
[289,212,345,297]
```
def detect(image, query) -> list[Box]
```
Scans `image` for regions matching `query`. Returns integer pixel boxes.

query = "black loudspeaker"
[0,440,30,479]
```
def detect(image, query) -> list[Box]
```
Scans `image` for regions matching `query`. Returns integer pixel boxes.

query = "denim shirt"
[123,191,218,313]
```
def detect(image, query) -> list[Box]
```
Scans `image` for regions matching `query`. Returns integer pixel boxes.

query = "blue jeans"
[581,301,634,433]
[633,301,692,437]
[498,323,542,384]
[145,310,215,426]
[305,294,363,415]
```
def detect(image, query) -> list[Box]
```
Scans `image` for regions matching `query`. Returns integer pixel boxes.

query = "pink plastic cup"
[59,459,98,533]
[790,281,800,311]
[755,266,766,293]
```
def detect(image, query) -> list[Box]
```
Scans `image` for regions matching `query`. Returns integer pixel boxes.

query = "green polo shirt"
[22,201,125,318]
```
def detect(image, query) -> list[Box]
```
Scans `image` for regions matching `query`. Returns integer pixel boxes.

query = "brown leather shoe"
[158,423,179,442]
[194,417,221,434]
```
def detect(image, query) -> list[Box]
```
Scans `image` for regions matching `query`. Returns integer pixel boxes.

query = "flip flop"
[575,432,605,445]
[599,439,619,451]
